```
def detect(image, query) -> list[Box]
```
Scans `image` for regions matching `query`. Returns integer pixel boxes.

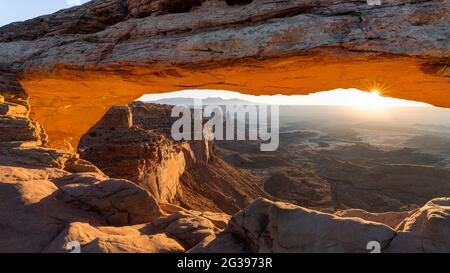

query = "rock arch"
[0,0,448,150]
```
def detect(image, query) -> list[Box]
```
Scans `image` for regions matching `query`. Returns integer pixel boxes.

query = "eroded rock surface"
[45,222,185,253]
[2,0,448,69]
[197,198,450,253]
[387,198,450,253]
[227,198,396,253]
[44,207,229,253]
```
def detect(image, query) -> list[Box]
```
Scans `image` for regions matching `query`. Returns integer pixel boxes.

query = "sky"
[0,0,90,27]
[138,89,432,110]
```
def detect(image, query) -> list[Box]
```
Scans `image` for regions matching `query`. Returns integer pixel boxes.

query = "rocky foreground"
[1,69,450,253]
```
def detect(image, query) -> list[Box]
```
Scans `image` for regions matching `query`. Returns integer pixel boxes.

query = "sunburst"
[363,80,391,96]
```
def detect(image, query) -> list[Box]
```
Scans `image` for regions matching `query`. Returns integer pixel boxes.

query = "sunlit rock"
[226,198,396,253]
[387,198,450,253]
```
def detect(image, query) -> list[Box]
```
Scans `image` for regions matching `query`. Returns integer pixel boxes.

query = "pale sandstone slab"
[387,198,450,253]
[226,198,396,253]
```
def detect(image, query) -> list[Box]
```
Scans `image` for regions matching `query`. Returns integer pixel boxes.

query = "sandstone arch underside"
[0,0,449,150]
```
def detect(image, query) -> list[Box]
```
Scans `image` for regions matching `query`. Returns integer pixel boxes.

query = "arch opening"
[19,53,449,152]
[75,88,450,213]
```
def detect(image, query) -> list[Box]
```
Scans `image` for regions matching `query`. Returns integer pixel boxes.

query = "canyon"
[215,104,450,213]
[0,0,449,253]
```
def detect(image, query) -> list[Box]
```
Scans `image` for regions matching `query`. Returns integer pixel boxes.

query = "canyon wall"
[78,102,210,204]
[78,101,268,214]
[0,0,448,149]
[2,67,450,252]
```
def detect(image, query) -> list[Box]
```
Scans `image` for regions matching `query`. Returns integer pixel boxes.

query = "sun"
[370,90,380,96]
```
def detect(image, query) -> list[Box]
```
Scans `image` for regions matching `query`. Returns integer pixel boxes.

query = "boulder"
[43,205,230,253]
[44,222,185,253]
[226,198,396,253]
[58,178,164,226]
[139,210,225,250]
[387,198,450,253]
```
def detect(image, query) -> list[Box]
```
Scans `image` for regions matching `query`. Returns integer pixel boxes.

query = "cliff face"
[78,101,267,213]
[0,0,448,149]
[78,104,189,204]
